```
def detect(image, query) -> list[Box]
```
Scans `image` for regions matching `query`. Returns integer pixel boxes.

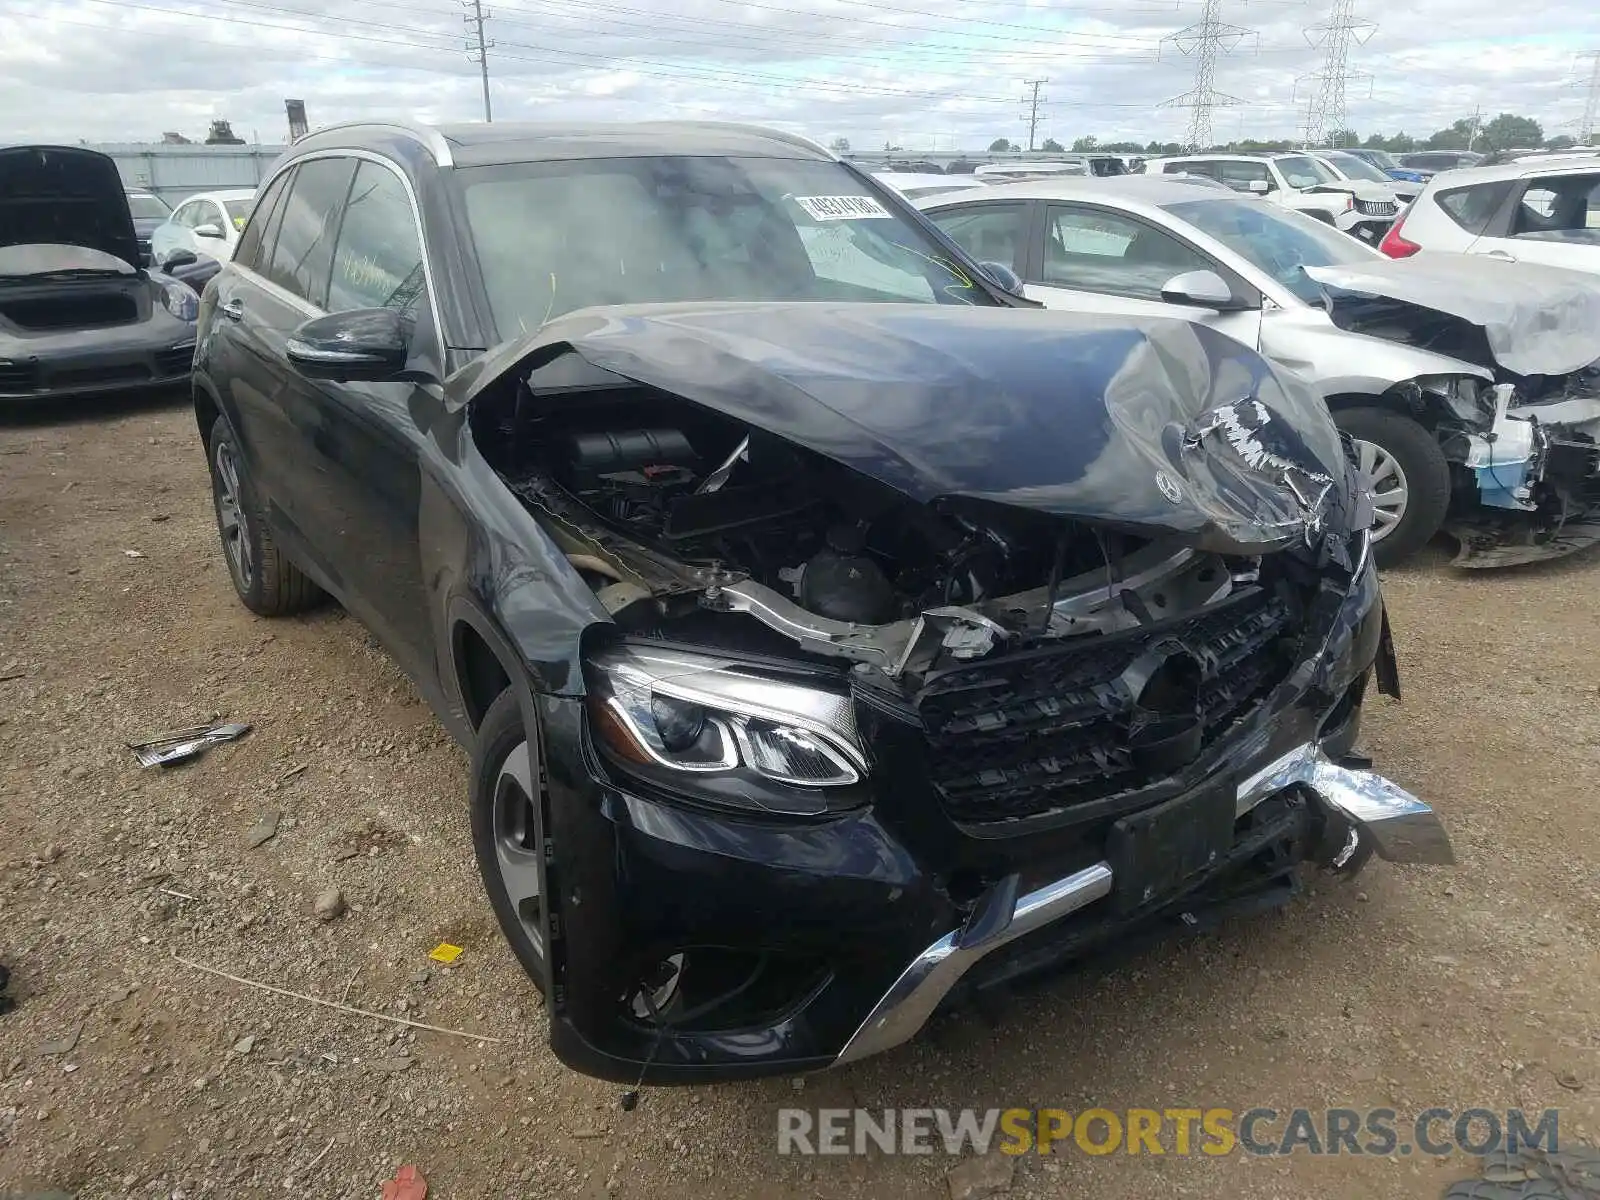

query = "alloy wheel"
[1353,437,1410,543]
[212,439,254,590]
[492,739,544,960]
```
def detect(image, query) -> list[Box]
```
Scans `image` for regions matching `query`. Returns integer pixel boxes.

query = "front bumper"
[0,333,195,401]
[538,567,1450,1083]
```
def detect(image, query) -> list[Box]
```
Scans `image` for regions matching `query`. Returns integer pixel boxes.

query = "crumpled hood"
[0,145,141,270]
[1305,256,1600,377]
[452,302,1353,554]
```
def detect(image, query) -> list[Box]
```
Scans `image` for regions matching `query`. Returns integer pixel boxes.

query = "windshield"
[1276,155,1338,188]
[1164,197,1376,304]
[1322,152,1391,183]
[457,156,999,335]
[127,194,170,220]
[223,197,254,230]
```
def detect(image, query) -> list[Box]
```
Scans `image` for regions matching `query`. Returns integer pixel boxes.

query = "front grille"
[915,588,1300,827]
[1357,199,1398,217]
[154,345,196,377]
[49,362,149,388]
[0,361,36,392]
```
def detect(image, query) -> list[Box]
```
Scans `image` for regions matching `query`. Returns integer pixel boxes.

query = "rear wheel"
[470,689,549,993]
[1332,407,1451,567]
[206,415,322,615]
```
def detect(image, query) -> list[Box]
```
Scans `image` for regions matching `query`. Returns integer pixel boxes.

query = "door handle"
[219,298,245,321]
[1481,250,1517,262]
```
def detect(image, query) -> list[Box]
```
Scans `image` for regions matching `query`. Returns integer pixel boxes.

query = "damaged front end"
[1307,259,1600,567]
[456,302,1449,1080]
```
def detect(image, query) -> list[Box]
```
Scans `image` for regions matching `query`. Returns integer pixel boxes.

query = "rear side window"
[926,203,1029,270]
[1435,181,1512,235]
[265,157,357,307]
[327,161,426,314]
[1215,161,1271,190]
[234,171,292,272]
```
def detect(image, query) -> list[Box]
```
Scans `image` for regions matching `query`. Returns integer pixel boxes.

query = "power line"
[1298,0,1375,145]
[1159,0,1255,151]
[1021,79,1048,151]
[463,0,494,121]
[1579,51,1600,146]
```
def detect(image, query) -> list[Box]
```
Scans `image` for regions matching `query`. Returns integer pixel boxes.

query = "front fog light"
[585,644,866,804]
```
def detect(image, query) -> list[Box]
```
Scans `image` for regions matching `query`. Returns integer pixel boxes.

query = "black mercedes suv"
[190,119,1453,1083]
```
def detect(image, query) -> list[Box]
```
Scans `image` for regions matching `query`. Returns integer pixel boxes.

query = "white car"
[917,175,1600,566]
[1306,150,1419,207]
[1145,152,1400,243]
[148,189,256,268]
[973,160,1087,182]
[870,172,988,202]
[1377,157,1600,270]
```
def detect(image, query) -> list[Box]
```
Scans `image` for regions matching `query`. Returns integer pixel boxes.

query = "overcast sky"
[1,0,1597,150]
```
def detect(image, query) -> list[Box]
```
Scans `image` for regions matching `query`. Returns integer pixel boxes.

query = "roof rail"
[298,119,454,168]
[667,121,836,160]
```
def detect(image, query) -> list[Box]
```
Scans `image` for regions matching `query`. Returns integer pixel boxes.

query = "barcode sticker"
[794,194,892,221]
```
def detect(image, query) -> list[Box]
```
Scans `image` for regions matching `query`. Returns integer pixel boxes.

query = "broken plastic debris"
[428,943,464,964]
[123,549,146,558]
[381,1164,427,1200]
[127,722,252,768]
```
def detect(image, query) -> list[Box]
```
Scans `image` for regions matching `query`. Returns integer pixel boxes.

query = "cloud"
[0,0,1597,149]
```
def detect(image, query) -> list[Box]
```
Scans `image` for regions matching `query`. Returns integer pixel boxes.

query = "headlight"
[150,272,199,322]
[585,644,867,814]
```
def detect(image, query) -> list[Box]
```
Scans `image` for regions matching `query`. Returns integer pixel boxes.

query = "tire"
[206,415,322,616]
[470,688,549,994]
[1333,407,1452,568]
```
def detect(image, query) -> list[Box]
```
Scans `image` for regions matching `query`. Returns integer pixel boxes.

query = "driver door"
[1024,204,1263,349]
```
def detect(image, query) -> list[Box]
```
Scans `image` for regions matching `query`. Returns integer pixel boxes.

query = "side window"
[926,203,1029,270]
[1163,161,1200,176]
[173,202,200,229]
[1511,176,1600,237]
[327,161,427,314]
[1043,206,1212,300]
[203,202,227,232]
[1214,161,1271,192]
[264,157,357,307]
[233,172,292,272]
[1436,181,1513,235]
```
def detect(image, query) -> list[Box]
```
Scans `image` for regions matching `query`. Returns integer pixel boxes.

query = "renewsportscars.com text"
[776,1107,1561,1157]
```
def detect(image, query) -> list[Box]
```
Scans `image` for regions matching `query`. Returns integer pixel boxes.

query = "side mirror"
[194,223,225,239]
[1246,179,1271,195]
[286,308,412,382]
[160,249,198,273]
[1160,269,1239,310]
[977,260,1026,296]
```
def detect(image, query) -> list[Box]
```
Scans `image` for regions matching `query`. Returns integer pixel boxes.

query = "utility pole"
[1298,0,1376,146]
[1578,52,1600,146]
[1466,104,1482,152]
[1159,0,1256,152]
[1020,80,1048,152]
[463,0,494,123]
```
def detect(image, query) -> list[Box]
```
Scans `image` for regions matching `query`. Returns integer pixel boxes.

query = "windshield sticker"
[794,195,892,221]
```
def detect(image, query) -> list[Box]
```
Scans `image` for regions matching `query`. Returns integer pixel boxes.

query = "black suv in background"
[191,119,1452,1083]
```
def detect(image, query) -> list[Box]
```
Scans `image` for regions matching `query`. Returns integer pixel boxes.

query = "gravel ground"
[2,394,1598,1200]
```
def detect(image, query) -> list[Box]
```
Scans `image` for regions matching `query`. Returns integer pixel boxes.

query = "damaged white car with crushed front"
[187,120,1454,1084]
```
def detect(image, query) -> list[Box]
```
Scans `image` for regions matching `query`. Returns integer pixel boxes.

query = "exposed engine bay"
[471,368,1351,683]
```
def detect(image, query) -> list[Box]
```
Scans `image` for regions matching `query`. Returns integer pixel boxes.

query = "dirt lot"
[2,394,1599,1200]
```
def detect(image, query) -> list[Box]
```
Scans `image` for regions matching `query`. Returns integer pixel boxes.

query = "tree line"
[974,112,1582,157]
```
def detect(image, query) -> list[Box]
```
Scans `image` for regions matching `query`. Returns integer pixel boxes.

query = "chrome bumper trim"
[832,743,1452,1067]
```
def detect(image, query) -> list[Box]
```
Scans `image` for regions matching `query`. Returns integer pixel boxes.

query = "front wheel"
[470,689,549,993]
[1332,407,1452,567]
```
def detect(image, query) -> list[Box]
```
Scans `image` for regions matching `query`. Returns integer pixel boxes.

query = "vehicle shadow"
[0,384,190,429]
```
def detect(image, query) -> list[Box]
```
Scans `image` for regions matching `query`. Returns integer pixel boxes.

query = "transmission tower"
[1579,51,1600,146]
[1298,0,1376,146]
[1159,0,1255,152]
[463,0,495,122]
[1021,80,1048,152]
